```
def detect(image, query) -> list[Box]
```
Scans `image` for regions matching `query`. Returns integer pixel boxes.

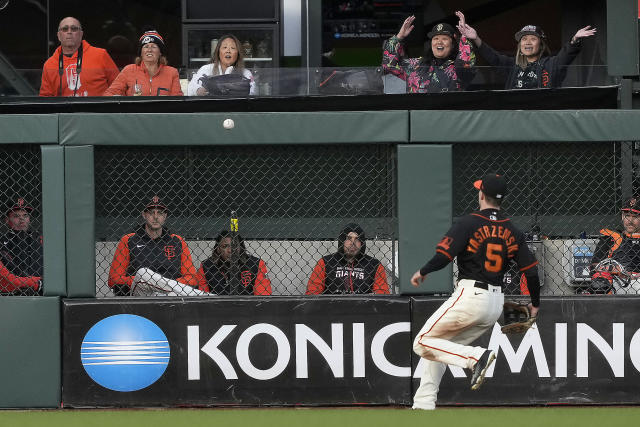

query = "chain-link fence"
[452,141,640,296]
[95,144,398,297]
[0,145,42,296]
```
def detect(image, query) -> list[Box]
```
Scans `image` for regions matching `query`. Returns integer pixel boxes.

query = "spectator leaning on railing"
[456,11,596,89]
[40,16,119,97]
[104,29,183,96]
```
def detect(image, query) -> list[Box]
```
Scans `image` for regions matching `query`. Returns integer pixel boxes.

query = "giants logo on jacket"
[241,270,253,286]
[64,64,88,97]
[164,245,176,259]
[335,266,365,280]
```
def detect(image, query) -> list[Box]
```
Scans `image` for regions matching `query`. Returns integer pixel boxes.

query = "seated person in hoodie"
[307,223,390,295]
[196,230,271,295]
[187,34,257,96]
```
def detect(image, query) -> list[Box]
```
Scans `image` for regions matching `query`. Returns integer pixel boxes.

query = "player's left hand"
[411,270,426,287]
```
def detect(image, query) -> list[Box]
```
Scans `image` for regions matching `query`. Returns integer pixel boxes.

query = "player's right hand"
[528,304,539,318]
[411,270,426,287]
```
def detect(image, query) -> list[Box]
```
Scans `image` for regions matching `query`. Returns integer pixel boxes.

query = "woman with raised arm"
[382,14,476,93]
[455,11,596,89]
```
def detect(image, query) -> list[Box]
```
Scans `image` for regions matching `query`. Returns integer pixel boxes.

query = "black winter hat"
[138,30,166,55]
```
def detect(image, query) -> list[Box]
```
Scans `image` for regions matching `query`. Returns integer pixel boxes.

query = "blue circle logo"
[81,314,170,392]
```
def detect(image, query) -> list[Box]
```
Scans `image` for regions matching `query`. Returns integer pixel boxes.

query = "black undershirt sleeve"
[523,270,541,307]
[419,252,451,276]
[418,219,470,276]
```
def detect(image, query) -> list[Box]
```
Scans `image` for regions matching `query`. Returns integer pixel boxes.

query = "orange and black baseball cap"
[143,195,168,212]
[473,174,508,199]
[621,196,640,214]
[6,198,33,216]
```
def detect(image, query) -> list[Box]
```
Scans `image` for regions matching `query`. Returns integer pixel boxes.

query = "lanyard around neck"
[58,43,83,97]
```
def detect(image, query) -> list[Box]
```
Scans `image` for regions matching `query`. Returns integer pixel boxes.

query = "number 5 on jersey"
[485,243,504,273]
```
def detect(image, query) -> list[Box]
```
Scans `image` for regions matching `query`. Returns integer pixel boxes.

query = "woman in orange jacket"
[104,30,183,96]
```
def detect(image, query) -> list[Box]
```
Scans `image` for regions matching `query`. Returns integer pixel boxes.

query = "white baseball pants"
[412,279,504,409]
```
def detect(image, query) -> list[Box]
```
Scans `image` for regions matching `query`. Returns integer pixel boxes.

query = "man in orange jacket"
[40,17,119,97]
[108,196,201,296]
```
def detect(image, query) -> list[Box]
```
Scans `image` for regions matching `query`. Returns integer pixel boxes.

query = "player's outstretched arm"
[411,270,426,287]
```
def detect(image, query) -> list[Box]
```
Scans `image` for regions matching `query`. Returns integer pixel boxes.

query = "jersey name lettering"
[467,225,518,255]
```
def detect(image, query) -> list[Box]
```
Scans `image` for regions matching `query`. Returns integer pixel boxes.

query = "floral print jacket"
[382,36,476,93]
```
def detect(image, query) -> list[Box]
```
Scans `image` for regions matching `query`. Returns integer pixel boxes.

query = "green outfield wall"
[4,108,640,406]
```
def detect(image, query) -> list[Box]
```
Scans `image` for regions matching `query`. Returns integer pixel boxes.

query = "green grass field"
[1,407,639,427]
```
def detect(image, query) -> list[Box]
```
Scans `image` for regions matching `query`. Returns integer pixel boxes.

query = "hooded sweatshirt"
[40,40,119,96]
[306,223,390,295]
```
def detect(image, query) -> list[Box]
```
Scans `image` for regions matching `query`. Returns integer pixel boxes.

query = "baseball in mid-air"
[223,118,235,130]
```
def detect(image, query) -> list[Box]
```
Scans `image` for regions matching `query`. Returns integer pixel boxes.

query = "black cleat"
[470,350,496,390]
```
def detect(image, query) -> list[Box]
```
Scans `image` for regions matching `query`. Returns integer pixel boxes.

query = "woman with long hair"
[196,230,271,295]
[187,34,256,96]
[456,11,596,89]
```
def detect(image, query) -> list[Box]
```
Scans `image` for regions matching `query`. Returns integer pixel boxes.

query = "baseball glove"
[593,258,634,290]
[501,301,536,334]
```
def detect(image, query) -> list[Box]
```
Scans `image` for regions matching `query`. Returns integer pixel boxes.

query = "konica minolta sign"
[80,314,170,392]
[62,296,640,407]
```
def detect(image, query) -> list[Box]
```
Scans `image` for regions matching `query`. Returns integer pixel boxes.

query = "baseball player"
[108,196,202,296]
[0,198,43,295]
[410,173,540,410]
[589,196,640,294]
